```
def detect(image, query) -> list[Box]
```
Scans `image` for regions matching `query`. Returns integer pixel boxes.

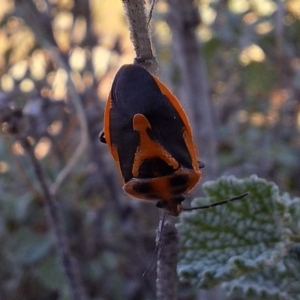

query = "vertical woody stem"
[156,217,179,300]
[22,139,87,300]
[121,1,179,299]
[122,0,159,74]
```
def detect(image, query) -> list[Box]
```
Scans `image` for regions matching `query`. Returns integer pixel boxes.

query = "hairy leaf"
[177,176,289,287]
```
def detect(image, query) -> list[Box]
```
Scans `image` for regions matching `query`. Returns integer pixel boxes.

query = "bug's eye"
[198,161,205,169]
[99,131,106,144]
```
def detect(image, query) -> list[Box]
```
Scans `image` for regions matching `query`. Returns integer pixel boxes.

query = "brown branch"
[49,47,89,195]
[122,0,158,74]
[12,2,88,299]
[14,0,89,196]
[21,138,87,300]
[120,1,178,299]
[156,217,178,300]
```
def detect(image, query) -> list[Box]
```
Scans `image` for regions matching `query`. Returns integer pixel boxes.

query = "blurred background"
[0,0,299,299]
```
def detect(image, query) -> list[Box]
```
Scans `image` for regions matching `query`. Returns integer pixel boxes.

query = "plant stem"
[22,139,87,300]
[121,1,178,299]
[156,217,179,300]
[122,0,158,74]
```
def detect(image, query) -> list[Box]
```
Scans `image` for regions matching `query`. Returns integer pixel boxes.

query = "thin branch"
[14,0,89,196]
[49,47,89,195]
[12,2,89,299]
[21,138,87,300]
[121,1,178,299]
[156,217,178,300]
[122,0,159,74]
[148,0,158,25]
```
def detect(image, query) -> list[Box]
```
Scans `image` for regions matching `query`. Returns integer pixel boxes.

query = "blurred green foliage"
[0,0,299,299]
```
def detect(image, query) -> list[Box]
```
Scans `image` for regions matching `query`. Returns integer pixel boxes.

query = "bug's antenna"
[183,193,248,212]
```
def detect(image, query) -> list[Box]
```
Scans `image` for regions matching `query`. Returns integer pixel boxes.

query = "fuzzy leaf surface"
[177,176,289,288]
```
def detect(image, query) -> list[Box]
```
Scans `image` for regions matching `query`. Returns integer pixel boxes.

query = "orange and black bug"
[100,64,206,216]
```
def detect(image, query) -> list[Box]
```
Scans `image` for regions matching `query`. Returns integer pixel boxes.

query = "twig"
[121,1,178,298]
[14,0,89,196]
[49,47,89,195]
[122,0,159,74]
[21,138,87,300]
[12,4,89,298]
[148,0,157,25]
[156,216,178,300]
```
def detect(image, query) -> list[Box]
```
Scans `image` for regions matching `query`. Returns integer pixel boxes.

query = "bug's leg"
[198,160,205,169]
[99,131,106,144]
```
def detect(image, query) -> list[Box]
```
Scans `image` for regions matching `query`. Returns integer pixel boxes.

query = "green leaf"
[280,193,300,240]
[8,228,53,265]
[1,192,33,223]
[222,262,291,300]
[221,195,300,300]
[177,176,289,288]
[223,245,300,300]
[242,62,275,96]
[35,255,66,291]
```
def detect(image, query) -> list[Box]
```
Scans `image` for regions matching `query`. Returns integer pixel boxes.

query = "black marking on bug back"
[169,174,190,195]
[169,174,189,187]
[132,181,153,194]
[109,66,141,183]
[109,64,193,182]
[138,158,175,179]
[146,94,193,170]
